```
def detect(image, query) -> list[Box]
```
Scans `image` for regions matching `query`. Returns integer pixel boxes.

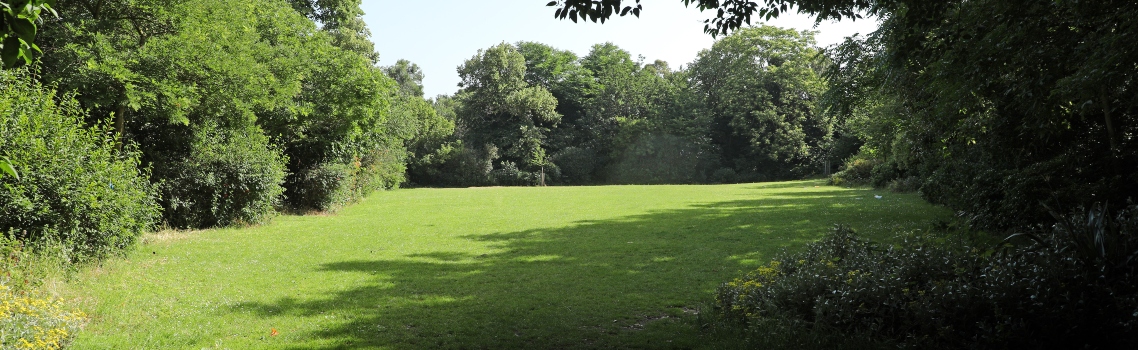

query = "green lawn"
[61,180,949,349]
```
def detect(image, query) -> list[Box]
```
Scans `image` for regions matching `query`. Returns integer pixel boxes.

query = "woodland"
[1,0,1136,348]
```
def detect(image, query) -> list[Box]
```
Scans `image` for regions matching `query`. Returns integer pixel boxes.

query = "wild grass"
[57,180,950,349]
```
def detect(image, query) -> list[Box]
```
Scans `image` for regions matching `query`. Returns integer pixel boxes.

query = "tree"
[455,43,561,184]
[689,25,829,180]
[816,1,1138,228]
[383,59,426,98]
[0,0,54,69]
[546,0,873,37]
[288,0,378,62]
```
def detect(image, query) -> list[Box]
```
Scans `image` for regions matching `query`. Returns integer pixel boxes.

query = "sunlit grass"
[60,180,950,349]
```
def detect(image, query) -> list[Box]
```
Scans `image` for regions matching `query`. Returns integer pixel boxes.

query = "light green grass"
[61,180,950,349]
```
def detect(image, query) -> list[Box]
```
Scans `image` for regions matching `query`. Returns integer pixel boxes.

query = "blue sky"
[360,1,878,98]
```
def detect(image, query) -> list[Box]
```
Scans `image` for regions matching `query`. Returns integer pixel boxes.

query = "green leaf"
[546,1,558,6]
[0,159,19,181]
[2,36,24,69]
[10,16,35,42]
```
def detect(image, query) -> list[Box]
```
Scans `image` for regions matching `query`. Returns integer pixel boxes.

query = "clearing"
[61,180,948,349]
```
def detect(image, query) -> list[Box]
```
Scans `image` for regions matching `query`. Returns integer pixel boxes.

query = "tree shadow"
[227,187,942,349]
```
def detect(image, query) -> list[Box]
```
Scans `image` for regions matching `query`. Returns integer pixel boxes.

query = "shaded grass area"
[61,180,949,349]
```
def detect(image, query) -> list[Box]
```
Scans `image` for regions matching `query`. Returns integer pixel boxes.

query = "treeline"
[698,0,1138,348]
[409,26,840,187]
[2,0,447,259]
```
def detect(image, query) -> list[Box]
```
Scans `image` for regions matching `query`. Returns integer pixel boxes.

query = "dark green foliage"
[0,0,54,69]
[609,133,710,184]
[819,0,1138,229]
[33,0,412,222]
[386,62,455,188]
[550,146,596,185]
[689,25,831,181]
[710,167,738,184]
[416,34,828,187]
[828,156,876,187]
[718,215,1138,348]
[157,125,287,228]
[450,43,561,186]
[0,70,158,258]
[285,162,353,213]
[283,146,404,212]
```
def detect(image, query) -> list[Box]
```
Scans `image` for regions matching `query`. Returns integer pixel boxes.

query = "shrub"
[717,217,1138,349]
[285,146,406,212]
[0,282,85,350]
[828,156,878,187]
[157,125,287,228]
[431,144,495,187]
[711,168,738,184]
[0,71,159,258]
[551,147,596,185]
[490,161,538,186]
[609,134,708,184]
[286,162,353,212]
[887,176,921,193]
[352,146,406,195]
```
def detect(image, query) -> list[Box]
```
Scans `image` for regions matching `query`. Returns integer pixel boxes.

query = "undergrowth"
[717,207,1138,348]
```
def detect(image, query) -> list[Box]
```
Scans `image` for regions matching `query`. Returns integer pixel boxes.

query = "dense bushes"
[286,146,406,212]
[718,215,1138,349]
[0,71,159,258]
[818,0,1138,230]
[156,125,287,228]
[609,133,710,184]
[827,157,877,187]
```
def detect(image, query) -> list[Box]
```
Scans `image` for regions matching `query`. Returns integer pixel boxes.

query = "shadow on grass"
[230,187,926,349]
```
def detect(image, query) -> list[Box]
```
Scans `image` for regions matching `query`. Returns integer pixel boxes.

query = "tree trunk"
[1101,92,1120,154]
[115,104,126,151]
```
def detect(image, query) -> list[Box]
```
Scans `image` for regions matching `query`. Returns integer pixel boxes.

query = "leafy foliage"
[690,25,830,181]
[719,217,1138,348]
[547,0,876,37]
[0,0,54,69]
[0,69,158,258]
[821,0,1138,229]
[156,124,287,228]
[451,43,561,185]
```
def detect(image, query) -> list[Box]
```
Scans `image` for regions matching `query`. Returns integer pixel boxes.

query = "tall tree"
[456,43,561,182]
[288,0,377,62]
[689,25,829,180]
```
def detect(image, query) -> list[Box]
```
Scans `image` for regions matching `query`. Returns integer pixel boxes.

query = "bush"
[717,217,1138,349]
[433,144,495,187]
[158,125,287,228]
[286,162,354,212]
[490,161,538,186]
[0,71,159,258]
[353,146,406,195]
[711,168,738,184]
[285,146,406,212]
[609,134,708,184]
[551,147,596,185]
[828,156,878,187]
[887,176,921,193]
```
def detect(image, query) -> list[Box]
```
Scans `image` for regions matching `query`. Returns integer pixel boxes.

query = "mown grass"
[59,180,950,349]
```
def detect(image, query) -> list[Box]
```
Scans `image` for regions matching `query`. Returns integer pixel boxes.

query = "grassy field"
[59,180,950,349]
